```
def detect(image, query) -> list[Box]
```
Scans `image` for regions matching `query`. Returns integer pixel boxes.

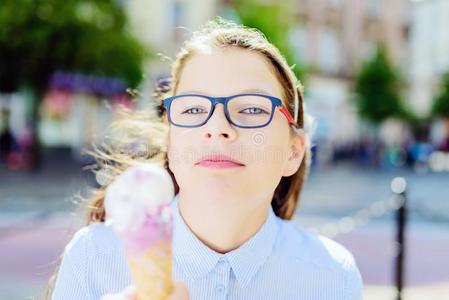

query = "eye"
[240,107,270,115]
[182,107,208,114]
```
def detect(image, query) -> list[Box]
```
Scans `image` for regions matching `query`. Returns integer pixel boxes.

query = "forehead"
[176,47,283,97]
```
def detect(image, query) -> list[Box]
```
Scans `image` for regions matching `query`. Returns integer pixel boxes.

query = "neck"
[177,190,270,254]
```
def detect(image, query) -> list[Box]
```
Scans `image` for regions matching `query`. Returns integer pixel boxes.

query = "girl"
[47,17,363,300]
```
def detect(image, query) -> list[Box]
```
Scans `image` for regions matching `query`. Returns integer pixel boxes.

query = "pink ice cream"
[104,163,175,255]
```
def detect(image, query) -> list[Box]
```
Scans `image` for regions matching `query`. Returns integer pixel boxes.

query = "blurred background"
[1,0,448,299]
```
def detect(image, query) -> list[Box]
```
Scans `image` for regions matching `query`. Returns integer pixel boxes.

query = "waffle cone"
[126,240,173,300]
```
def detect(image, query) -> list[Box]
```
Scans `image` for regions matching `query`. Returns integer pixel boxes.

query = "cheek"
[242,127,290,173]
[236,131,289,198]
[167,128,199,171]
[167,128,184,172]
[249,114,290,161]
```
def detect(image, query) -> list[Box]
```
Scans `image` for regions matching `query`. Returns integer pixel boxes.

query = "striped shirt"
[52,195,363,299]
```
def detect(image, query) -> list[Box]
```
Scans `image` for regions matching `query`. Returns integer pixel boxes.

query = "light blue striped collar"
[171,194,279,288]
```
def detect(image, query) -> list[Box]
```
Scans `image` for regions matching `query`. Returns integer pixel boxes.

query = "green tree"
[353,46,406,124]
[432,72,449,119]
[229,0,306,82]
[0,0,147,168]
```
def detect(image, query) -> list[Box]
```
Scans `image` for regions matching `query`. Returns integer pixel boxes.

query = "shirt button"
[215,284,225,294]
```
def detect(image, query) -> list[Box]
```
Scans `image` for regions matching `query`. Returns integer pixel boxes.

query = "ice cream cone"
[127,239,173,300]
[104,163,175,300]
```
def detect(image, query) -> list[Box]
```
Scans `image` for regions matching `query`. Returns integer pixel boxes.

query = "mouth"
[195,154,246,169]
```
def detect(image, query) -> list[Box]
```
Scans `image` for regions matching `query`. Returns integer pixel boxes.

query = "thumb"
[167,281,190,300]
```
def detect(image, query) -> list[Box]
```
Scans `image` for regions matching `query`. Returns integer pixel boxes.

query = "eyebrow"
[177,88,277,97]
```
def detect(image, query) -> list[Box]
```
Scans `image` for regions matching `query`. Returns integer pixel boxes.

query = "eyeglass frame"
[162,93,297,129]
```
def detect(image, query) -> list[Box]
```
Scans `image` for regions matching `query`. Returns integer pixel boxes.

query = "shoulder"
[55,222,132,297]
[272,218,363,298]
[64,220,122,258]
[275,218,360,273]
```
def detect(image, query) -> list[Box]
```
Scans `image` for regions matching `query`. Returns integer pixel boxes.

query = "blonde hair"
[42,17,313,299]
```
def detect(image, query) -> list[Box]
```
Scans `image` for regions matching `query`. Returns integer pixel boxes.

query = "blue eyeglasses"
[163,93,297,129]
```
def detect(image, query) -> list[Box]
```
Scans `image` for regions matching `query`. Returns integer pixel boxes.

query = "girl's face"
[167,47,304,210]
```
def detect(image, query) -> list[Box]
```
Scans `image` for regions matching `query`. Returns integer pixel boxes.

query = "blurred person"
[0,107,20,166]
[46,17,363,300]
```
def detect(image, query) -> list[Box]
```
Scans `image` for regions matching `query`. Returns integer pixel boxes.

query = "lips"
[195,154,245,168]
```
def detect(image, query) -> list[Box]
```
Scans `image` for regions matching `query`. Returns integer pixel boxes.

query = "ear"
[282,131,306,177]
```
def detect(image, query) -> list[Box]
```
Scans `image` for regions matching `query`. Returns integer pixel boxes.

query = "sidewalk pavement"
[364,283,449,300]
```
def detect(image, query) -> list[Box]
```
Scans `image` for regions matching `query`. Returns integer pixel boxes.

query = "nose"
[202,103,238,141]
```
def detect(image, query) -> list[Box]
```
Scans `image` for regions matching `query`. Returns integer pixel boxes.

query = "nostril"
[205,132,229,139]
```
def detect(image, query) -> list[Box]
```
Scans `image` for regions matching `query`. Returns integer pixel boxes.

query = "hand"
[100,282,190,300]
[167,282,190,300]
[100,286,136,300]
